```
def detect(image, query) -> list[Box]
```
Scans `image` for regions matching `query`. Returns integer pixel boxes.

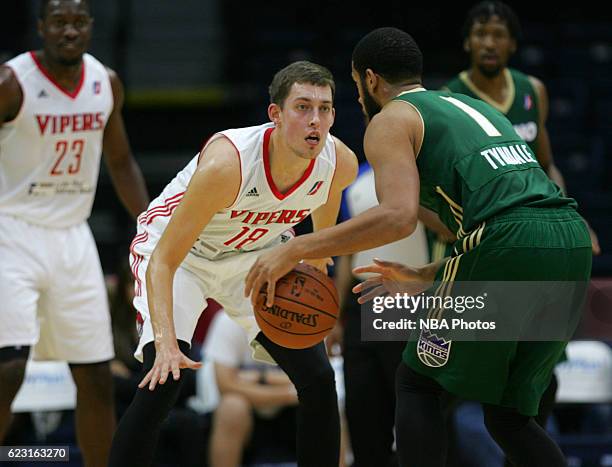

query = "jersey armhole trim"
[392,99,425,159]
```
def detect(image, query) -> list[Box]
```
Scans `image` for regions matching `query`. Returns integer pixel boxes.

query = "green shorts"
[403,206,592,416]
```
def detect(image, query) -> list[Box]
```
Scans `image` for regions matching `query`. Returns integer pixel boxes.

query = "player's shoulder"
[442,72,464,91]
[330,136,359,188]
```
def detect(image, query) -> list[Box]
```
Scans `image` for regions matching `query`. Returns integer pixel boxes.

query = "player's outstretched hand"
[138,344,202,391]
[352,258,432,304]
[244,242,300,308]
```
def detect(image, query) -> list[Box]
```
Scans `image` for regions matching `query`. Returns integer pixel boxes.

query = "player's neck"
[468,66,509,98]
[35,50,83,91]
[268,130,312,189]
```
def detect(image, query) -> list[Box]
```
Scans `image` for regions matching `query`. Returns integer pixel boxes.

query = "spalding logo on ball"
[254,263,339,349]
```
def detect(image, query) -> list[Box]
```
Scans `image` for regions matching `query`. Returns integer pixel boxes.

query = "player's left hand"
[245,242,301,308]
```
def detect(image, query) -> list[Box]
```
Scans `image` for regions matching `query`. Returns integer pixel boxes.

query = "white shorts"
[0,215,114,363]
[131,245,278,364]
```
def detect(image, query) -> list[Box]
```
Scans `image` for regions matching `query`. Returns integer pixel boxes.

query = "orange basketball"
[254,262,339,349]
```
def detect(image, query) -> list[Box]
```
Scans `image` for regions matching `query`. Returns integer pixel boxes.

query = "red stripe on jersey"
[129,232,149,297]
[146,199,182,225]
[142,192,185,224]
[30,51,85,99]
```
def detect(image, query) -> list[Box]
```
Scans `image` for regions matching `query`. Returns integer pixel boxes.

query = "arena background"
[1,2,612,466]
[1,0,610,275]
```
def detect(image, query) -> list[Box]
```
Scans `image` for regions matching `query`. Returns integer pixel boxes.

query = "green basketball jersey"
[444,69,539,152]
[393,89,575,236]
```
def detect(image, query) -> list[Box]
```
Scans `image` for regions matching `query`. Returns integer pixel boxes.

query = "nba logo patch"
[307,181,324,195]
[93,81,101,94]
[524,94,533,110]
[417,330,452,367]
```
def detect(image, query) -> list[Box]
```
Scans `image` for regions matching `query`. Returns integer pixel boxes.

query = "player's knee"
[483,404,530,438]
[0,358,27,400]
[71,360,114,405]
[214,393,253,434]
[298,363,336,402]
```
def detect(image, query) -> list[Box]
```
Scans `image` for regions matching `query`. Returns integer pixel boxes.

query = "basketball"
[254,262,339,349]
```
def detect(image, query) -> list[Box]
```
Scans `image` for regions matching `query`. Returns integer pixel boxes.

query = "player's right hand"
[138,344,202,391]
[351,258,432,304]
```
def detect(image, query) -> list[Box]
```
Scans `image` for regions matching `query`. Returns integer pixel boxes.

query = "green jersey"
[444,68,540,152]
[393,88,575,237]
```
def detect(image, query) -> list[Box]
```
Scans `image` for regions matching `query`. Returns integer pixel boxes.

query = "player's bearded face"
[361,86,382,122]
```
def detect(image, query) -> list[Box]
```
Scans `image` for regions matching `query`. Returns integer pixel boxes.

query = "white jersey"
[0,52,113,228]
[134,122,337,261]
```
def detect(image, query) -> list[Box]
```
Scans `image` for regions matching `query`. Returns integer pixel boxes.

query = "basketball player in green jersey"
[430,1,600,261]
[246,27,591,466]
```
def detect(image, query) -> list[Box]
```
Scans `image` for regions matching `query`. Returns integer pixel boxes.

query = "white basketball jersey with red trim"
[134,122,337,261]
[0,52,113,227]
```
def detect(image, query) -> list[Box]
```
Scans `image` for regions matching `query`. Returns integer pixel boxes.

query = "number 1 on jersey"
[440,96,501,137]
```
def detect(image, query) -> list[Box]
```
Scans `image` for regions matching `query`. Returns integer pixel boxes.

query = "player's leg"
[483,404,567,467]
[69,361,115,467]
[0,216,45,441]
[42,224,116,467]
[0,347,30,441]
[343,293,403,467]
[109,340,191,467]
[395,362,448,467]
[502,374,559,467]
[209,393,254,467]
[109,253,208,467]
[255,331,340,467]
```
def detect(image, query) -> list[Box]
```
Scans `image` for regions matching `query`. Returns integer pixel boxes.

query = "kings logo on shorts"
[417,330,452,367]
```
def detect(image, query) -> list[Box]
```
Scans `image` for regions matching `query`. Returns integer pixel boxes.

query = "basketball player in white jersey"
[0,1,149,465]
[108,61,358,467]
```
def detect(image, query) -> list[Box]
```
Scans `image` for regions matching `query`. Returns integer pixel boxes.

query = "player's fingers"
[244,266,255,297]
[373,258,405,269]
[171,362,181,381]
[148,367,160,391]
[326,257,334,266]
[352,264,385,276]
[266,278,276,307]
[250,278,263,308]
[138,369,153,389]
[158,363,170,385]
[352,276,382,294]
[181,357,202,370]
[357,286,388,304]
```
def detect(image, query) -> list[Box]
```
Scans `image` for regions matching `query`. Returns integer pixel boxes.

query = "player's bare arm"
[530,75,600,254]
[140,137,240,390]
[102,68,149,218]
[304,137,359,273]
[0,66,22,127]
[245,103,420,306]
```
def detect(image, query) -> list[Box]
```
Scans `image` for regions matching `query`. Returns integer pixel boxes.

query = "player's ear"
[268,103,281,126]
[365,68,378,94]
